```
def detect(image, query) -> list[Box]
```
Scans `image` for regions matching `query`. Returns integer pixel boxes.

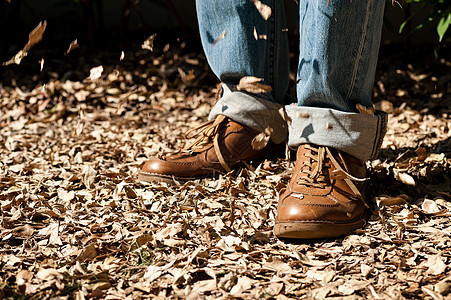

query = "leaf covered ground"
[0,34,450,299]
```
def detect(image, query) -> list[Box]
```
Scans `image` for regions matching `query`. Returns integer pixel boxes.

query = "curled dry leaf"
[424,255,447,275]
[253,27,267,40]
[250,0,272,20]
[279,107,292,126]
[251,126,273,151]
[236,76,272,94]
[378,194,409,207]
[24,21,47,52]
[82,165,97,188]
[213,30,226,45]
[77,244,97,262]
[361,264,374,278]
[89,65,104,81]
[230,276,253,296]
[392,0,403,9]
[394,170,416,186]
[356,103,376,116]
[142,33,157,51]
[421,199,445,215]
[3,21,47,66]
[65,39,79,55]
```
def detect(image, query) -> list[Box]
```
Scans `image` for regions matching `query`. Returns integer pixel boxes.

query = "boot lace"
[298,144,368,199]
[182,114,232,172]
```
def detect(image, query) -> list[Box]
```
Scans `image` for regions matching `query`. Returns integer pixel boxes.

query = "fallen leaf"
[36,268,63,281]
[236,76,272,94]
[356,103,376,116]
[65,39,79,55]
[394,171,415,186]
[77,244,97,262]
[421,199,443,215]
[250,0,272,20]
[24,21,47,52]
[251,126,273,151]
[39,58,44,71]
[89,66,104,80]
[230,276,253,296]
[142,34,157,51]
[378,194,409,207]
[213,30,226,45]
[424,255,446,275]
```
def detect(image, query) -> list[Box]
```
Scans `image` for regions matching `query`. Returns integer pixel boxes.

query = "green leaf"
[437,13,451,42]
[399,20,408,34]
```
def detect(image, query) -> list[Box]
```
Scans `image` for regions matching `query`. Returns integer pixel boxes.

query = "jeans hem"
[285,104,387,161]
[209,85,288,144]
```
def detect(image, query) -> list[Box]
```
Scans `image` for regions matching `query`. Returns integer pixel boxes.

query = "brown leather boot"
[139,114,283,184]
[274,144,369,239]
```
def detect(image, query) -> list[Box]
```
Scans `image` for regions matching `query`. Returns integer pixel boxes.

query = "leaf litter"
[3,21,47,66]
[0,34,450,299]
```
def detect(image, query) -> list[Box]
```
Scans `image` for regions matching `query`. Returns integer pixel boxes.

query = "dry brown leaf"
[356,103,376,116]
[14,224,35,237]
[213,30,226,45]
[3,50,27,66]
[415,147,428,161]
[154,223,183,241]
[251,126,273,151]
[190,268,217,294]
[236,76,272,94]
[267,282,284,296]
[279,107,292,126]
[89,65,104,81]
[424,255,447,276]
[394,171,416,186]
[230,276,253,296]
[77,244,97,262]
[338,280,369,295]
[24,21,47,51]
[263,258,294,275]
[142,33,157,51]
[361,264,373,278]
[378,194,408,206]
[421,199,447,215]
[250,0,272,20]
[36,268,63,281]
[16,269,33,286]
[253,27,267,40]
[39,58,44,71]
[39,223,63,246]
[65,39,79,55]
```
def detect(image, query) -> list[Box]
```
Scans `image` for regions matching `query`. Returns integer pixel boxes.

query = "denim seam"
[375,113,388,159]
[269,0,276,101]
[369,114,380,159]
[369,112,388,159]
[344,0,371,102]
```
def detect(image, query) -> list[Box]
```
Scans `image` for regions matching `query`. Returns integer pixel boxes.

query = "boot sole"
[138,171,205,185]
[273,219,365,239]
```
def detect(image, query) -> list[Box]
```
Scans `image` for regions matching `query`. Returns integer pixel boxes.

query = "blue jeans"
[196,0,387,161]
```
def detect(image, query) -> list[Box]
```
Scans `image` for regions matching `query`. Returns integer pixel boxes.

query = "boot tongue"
[298,145,330,187]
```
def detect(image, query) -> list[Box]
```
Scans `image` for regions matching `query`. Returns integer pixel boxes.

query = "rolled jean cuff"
[285,104,388,161]
[209,85,288,144]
